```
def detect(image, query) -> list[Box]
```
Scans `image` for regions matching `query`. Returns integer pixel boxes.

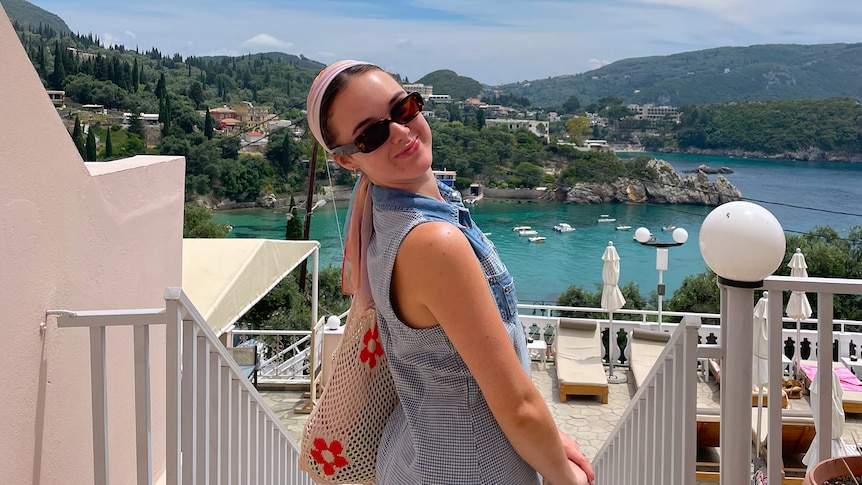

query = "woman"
[307,60,594,485]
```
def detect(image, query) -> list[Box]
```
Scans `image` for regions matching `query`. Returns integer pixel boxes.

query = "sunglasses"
[330,92,424,156]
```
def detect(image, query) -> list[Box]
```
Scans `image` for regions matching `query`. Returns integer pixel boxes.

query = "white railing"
[230,329,313,384]
[592,319,701,484]
[50,287,315,485]
[589,275,862,484]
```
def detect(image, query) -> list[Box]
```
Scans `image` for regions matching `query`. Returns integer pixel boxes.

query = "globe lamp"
[699,201,785,285]
[326,315,341,330]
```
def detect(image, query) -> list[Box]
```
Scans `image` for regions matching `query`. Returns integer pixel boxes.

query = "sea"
[212,153,862,304]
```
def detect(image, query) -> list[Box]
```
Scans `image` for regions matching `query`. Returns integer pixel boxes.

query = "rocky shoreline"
[198,158,741,210]
[660,146,862,164]
[557,158,741,205]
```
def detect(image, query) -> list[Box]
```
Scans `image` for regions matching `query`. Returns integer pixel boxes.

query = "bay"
[212,153,862,303]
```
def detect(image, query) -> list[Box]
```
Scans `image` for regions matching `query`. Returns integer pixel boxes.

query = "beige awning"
[182,238,320,335]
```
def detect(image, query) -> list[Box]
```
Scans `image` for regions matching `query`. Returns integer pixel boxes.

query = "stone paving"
[260,361,862,484]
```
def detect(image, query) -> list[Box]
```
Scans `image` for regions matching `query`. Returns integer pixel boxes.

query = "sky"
[24,0,862,86]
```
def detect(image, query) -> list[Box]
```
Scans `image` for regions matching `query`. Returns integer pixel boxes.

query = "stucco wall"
[0,7,184,484]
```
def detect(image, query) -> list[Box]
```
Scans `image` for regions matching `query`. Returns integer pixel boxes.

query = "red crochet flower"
[310,438,348,476]
[360,323,384,369]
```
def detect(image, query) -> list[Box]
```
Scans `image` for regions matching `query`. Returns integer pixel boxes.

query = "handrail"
[51,288,316,485]
[593,319,700,484]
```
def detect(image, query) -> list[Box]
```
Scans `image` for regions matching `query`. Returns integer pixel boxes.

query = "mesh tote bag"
[299,302,398,484]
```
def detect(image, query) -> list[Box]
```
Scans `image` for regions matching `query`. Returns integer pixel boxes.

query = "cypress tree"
[85,129,97,161]
[51,43,65,90]
[204,107,214,139]
[131,59,139,92]
[72,115,85,158]
[285,196,303,240]
[155,72,167,99]
[105,128,113,158]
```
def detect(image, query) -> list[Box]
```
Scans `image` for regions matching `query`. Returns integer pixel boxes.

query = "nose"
[388,120,411,145]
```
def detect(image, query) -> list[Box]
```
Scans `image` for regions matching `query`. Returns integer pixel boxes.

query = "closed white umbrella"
[752,292,770,459]
[601,241,626,383]
[786,248,813,379]
[803,368,856,472]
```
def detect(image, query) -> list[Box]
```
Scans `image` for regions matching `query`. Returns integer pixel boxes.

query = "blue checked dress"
[366,180,540,484]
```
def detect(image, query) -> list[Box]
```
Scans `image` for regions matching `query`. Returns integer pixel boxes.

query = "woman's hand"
[558,429,595,485]
[543,462,589,485]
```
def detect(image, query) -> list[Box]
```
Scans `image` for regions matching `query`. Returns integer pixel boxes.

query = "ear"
[331,153,357,171]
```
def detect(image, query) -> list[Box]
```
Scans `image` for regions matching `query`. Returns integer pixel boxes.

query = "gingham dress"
[367,181,539,484]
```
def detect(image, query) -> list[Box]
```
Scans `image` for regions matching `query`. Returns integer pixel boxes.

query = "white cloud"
[241,34,293,51]
[588,58,613,70]
[124,30,136,38]
[102,32,120,47]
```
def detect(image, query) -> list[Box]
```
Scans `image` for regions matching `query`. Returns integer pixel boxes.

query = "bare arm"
[392,222,591,485]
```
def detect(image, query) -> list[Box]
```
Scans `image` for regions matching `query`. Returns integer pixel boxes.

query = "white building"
[484,118,549,141]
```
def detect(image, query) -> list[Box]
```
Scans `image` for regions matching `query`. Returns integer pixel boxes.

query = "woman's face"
[328,70,433,189]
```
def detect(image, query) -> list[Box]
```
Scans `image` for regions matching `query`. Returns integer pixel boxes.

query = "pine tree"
[105,128,113,158]
[72,115,85,158]
[85,129,97,161]
[204,107,214,139]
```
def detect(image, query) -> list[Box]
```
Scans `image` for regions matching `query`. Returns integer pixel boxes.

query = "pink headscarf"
[306,60,375,308]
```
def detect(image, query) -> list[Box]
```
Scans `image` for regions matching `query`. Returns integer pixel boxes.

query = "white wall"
[0,6,185,483]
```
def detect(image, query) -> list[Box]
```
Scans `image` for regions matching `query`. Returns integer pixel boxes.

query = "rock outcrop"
[563,158,742,206]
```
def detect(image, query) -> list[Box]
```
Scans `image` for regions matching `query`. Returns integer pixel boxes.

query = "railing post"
[165,295,182,485]
[719,283,755,485]
[89,326,110,485]
[133,325,153,485]
[816,292,835,463]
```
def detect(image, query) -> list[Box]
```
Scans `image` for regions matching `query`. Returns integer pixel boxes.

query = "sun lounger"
[708,358,789,408]
[798,359,862,413]
[695,408,815,482]
[555,318,609,404]
[629,328,671,389]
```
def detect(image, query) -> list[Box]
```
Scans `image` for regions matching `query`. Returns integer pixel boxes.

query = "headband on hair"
[306,60,372,153]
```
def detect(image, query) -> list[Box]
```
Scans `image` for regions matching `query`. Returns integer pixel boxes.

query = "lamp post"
[634,226,689,330]
[699,201,785,485]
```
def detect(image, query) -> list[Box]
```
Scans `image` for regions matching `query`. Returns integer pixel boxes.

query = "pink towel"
[801,363,862,392]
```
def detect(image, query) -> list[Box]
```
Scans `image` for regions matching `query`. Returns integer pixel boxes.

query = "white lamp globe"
[635,227,652,243]
[699,201,786,283]
[326,315,341,330]
[672,227,689,244]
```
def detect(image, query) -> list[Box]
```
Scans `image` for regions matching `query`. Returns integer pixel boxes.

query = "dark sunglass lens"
[355,120,390,153]
[393,94,422,123]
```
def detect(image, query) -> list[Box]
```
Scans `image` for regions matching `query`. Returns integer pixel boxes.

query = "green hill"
[2,0,70,34]
[496,43,862,108]
[416,69,483,101]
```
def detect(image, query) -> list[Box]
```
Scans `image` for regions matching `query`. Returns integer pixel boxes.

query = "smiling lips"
[396,137,419,158]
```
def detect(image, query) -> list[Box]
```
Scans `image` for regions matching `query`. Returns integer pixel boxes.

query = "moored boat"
[518,229,538,236]
[513,225,532,232]
[553,223,575,232]
[616,225,632,231]
[662,225,676,231]
[597,214,617,223]
[528,236,546,243]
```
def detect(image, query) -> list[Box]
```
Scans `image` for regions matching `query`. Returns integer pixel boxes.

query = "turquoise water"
[213,154,862,303]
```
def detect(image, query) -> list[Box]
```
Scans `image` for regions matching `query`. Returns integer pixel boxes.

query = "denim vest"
[366,180,537,485]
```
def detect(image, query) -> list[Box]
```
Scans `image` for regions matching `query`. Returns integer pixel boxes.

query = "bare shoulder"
[398,221,475,264]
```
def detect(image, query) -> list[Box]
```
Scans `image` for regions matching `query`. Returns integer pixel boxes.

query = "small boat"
[528,236,546,243]
[661,225,676,231]
[597,214,616,223]
[483,232,492,236]
[513,225,532,232]
[553,223,575,232]
[518,229,538,236]
[615,225,632,231]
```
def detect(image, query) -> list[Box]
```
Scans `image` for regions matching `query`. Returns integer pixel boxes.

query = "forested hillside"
[1,0,70,33]
[497,43,862,108]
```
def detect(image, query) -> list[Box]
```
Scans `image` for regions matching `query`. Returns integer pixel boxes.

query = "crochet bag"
[298,303,398,484]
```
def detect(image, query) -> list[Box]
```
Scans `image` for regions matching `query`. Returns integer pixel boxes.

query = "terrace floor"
[260,361,862,484]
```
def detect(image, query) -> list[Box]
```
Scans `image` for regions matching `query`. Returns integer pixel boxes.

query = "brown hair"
[318,64,384,149]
